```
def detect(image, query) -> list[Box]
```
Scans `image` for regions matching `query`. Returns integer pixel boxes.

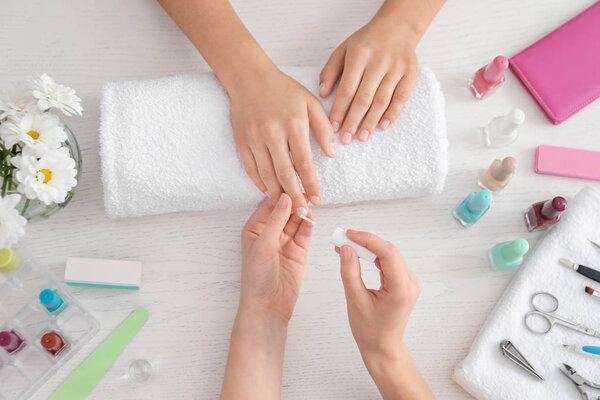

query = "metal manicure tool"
[589,238,600,250]
[500,340,544,380]
[560,363,600,400]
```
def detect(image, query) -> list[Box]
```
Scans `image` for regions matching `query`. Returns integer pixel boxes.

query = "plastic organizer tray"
[0,254,99,400]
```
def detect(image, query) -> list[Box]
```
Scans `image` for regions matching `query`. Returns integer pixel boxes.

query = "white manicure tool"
[299,215,377,263]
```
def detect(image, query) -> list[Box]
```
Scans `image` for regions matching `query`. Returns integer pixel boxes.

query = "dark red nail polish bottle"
[524,196,567,232]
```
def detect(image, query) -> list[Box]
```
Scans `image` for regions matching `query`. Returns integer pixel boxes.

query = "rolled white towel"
[99,66,447,218]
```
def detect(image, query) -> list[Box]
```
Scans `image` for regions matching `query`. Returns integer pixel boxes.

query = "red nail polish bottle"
[524,196,567,232]
[41,331,67,356]
[0,330,25,354]
[469,56,509,99]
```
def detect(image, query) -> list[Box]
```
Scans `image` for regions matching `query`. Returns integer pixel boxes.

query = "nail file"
[535,145,600,182]
[50,308,149,400]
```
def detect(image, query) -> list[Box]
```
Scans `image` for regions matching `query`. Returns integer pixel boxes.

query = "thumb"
[258,194,292,246]
[339,245,368,304]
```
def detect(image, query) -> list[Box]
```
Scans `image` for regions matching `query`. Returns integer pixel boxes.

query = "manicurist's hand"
[221,194,313,400]
[337,230,434,400]
[320,0,445,144]
[229,66,335,216]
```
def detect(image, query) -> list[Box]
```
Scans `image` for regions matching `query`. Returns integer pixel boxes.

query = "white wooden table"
[2,0,599,398]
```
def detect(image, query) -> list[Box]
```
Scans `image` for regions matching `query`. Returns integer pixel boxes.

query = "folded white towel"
[454,186,600,400]
[99,66,446,218]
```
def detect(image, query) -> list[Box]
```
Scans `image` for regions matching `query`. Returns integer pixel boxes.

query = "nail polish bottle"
[0,330,25,354]
[469,56,509,99]
[524,196,567,232]
[483,109,525,147]
[0,249,22,276]
[39,289,67,315]
[478,157,517,192]
[41,331,67,356]
[488,238,529,270]
[453,189,493,227]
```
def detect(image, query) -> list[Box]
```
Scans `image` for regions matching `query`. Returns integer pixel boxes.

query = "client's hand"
[230,67,335,216]
[337,230,434,400]
[319,0,425,143]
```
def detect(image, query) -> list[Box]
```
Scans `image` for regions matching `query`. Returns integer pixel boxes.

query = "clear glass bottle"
[483,109,525,147]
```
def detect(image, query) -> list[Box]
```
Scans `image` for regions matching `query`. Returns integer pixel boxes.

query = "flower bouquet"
[0,74,82,249]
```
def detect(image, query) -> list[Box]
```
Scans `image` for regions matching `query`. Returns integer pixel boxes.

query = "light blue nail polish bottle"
[452,189,493,227]
[488,238,529,270]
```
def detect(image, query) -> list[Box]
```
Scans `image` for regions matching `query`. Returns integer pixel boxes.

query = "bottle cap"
[483,56,509,82]
[551,196,567,211]
[468,190,493,212]
[39,289,63,310]
[0,331,13,348]
[493,157,517,180]
[502,239,529,261]
[41,332,63,351]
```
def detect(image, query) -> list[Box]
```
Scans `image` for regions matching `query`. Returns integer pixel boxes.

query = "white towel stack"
[99,66,447,218]
[454,186,600,400]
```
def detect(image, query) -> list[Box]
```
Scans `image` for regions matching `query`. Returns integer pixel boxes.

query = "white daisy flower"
[0,112,66,156]
[31,74,82,116]
[12,147,77,205]
[0,194,27,249]
[0,91,36,120]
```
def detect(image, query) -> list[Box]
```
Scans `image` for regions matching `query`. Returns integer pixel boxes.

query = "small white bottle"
[483,109,525,147]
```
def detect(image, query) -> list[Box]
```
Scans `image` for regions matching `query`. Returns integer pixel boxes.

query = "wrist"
[235,305,290,335]
[363,342,407,380]
[372,0,431,48]
[220,57,279,99]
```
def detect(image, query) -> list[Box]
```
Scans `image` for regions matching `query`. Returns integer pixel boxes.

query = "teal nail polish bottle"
[453,190,493,227]
[488,239,529,270]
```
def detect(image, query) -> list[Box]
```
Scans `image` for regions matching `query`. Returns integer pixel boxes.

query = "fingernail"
[310,195,321,205]
[264,190,271,198]
[332,121,340,132]
[328,142,336,157]
[358,129,369,142]
[296,207,308,216]
[341,246,351,260]
[341,131,352,144]
[319,82,326,93]
[278,194,289,209]
[381,119,390,130]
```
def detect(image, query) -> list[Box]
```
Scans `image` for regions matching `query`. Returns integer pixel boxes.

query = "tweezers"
[500,340,544,380]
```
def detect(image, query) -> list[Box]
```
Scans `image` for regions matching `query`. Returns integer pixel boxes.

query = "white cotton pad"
[64,258,142,290]
[329,228,377,263]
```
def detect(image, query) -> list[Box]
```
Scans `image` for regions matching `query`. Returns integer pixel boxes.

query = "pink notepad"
[535,145,600,181]
[510,3,600,124]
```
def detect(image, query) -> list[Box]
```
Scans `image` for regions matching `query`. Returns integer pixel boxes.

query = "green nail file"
[50,308,149,400]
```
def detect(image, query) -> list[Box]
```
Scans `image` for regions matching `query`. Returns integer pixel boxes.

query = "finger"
[239,145,268,194]
[283,207,312,238]
[339,245,369,304]
[268,139,308,216]
[357,73,399,141]
[379,67,418,130]
[308,99,336,158]
[242,197,276,238]
[345,230,405,284]
[289,132,321,206]
[257,193,293,246]
[252,144,283,201]
[329,58,365,135]
[339,67,386,143]
[292,213,314,250]
[320,45,345,98]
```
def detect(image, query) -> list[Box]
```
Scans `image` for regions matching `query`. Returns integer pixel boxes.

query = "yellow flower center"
[27,131,40,140]
[37,169,52,184]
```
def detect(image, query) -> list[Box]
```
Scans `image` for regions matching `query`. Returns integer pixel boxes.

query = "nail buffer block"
[330,227,377,263]
[65,257,142,290]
